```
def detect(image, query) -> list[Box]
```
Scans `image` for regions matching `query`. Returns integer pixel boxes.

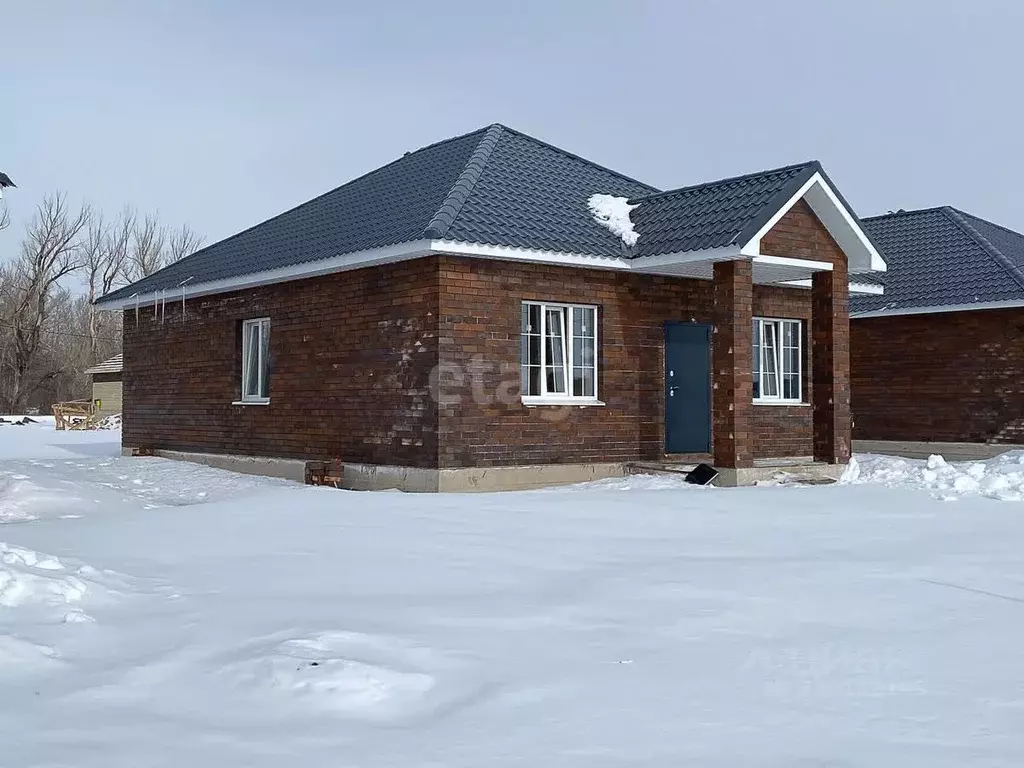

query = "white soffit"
[739,172,887,274]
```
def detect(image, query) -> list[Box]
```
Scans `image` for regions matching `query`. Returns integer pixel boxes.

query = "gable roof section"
[628,162,819,257]
[853,207,1024,316]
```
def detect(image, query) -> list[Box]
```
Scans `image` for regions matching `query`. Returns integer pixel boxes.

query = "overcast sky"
[3,0,1023,264]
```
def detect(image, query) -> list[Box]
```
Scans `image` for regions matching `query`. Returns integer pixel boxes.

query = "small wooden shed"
[84,354,123,416]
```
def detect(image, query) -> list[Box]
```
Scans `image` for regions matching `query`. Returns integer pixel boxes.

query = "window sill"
[522,397,605,408]
[232,399,270,406]
[753,400,810,407]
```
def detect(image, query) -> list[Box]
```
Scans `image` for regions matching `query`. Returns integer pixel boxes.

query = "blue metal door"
[664,323,711,454]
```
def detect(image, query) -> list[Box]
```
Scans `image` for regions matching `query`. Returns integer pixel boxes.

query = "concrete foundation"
[853,440,1019,461]
[713,462,846,487]
[123,448,627,492]
[123,447,849,491]
[125,448,309,483]
[342,462,627,492]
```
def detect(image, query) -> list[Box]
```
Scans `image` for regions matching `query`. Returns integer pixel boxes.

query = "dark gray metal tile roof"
[100,127,494,303]
[100,124,658,303]
[853,207,1024,314]
[441,127,656,256]
[100,124,864,303]
[629,161,820,257]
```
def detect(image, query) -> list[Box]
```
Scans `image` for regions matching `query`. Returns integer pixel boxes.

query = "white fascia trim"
[628,245,743,270]
[852,299,1024,318]
[431,239,633,270]
[753,254,833,272]
[739,172,887,273]
[433,240,745,272]
[780,278,884,295]
[97,235,848,312]
[95,239,434,310]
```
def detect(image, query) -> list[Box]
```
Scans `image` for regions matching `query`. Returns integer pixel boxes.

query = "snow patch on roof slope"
[588,194,639,247]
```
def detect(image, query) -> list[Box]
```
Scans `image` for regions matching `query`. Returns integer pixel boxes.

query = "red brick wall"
[751,286,814,458]
[121,198,849,469]
[122,258,440,466]
[754,199,851,458]
[713,260,755,467]
[436,255,818,467]
[851,308,1024,442]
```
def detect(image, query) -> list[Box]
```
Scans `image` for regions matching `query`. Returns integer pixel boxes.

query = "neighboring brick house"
[96,124,885,489]
[852,207,1024,446]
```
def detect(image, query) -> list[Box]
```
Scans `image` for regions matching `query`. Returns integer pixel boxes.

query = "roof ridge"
[861,206,949,222]
[950,206,1024,241]
[112,125,493,295]
[494,123,659,193]
[630,160,820,204]
[941,207,1024,292]
[424,125,504,239]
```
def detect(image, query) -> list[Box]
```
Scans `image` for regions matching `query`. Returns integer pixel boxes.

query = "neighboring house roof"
[853,207,1024,316]
[84,354,123,376]
[97,123,882,307]
[0,172,14,188]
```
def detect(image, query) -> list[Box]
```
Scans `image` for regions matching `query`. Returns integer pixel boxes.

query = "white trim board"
[852,299,1024,318]
[739,171,887,274]
[96,239,434,310]
[753,254,833,272]
[97,239,861,311]
[781,278,884,295]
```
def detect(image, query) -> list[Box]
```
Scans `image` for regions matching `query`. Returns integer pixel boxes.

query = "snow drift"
[843,450,1024,501]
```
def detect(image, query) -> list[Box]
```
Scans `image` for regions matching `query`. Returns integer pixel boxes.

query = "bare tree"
[0,188,201,414]
[167,223,204,263]
[0,193,91,411]
[128,213,168,280]
[83,208,134,360]
[0,171,14,232]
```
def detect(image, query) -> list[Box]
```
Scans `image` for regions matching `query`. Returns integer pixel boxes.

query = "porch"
[628,457,845,487]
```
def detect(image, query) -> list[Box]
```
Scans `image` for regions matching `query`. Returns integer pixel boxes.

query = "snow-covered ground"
[2,422,1024,766]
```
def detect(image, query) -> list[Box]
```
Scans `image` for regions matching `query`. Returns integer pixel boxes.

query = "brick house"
[96,124,885,490]
[852,206,1024,449]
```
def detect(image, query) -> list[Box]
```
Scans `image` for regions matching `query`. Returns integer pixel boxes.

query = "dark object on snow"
[0,172,15,189]
[685,463,718,486]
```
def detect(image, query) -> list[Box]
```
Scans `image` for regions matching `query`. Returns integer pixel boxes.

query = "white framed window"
[241,318,271,403]
[753,318,802,403]
[521,302,600,405]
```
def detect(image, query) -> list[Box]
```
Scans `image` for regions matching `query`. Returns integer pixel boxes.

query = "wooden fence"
[52,400,97,431]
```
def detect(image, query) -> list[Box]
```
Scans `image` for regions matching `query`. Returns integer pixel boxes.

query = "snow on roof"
[84,354,123,376]
[588,193,640,247]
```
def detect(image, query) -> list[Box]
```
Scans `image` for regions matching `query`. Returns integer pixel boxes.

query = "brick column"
[713,260,754,468]
[811,263,852,464]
